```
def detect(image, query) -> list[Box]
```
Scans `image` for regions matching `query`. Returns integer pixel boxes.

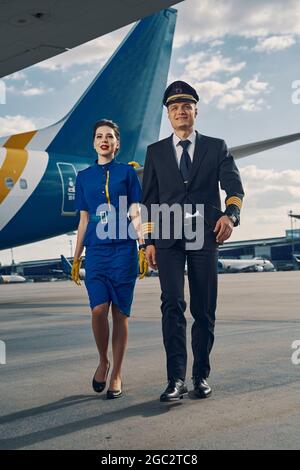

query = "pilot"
[71,119,147,399]
[142,81,245,402]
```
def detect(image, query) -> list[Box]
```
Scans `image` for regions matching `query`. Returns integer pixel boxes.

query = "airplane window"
[20,178,28,189]
[5,177,14,189]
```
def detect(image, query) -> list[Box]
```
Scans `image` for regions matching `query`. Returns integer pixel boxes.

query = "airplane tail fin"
[60,255,72,276]
[9,9,176,164]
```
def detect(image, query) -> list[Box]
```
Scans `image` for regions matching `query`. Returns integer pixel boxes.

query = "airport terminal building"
[1,228,300,278]
[219,229,300,270]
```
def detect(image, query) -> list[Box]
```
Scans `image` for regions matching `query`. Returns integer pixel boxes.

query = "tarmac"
[0,271,299,450]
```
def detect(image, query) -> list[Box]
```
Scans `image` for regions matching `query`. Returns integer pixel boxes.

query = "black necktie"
[178,140,192,183]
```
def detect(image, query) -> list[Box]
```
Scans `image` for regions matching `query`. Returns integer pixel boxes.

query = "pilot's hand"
[138,247,148,279]
[214,215,233,243]
[145,245,157,270]
[71,257,82,286]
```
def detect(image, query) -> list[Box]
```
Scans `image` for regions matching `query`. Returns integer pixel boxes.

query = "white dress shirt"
[172,130,196,168]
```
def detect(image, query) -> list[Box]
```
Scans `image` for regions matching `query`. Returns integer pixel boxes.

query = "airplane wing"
[239,264,261,272]
[230,131,300,159]
[134,130,300,181]
[0,0,183,78]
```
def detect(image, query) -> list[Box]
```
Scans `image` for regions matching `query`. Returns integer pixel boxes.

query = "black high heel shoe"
[92,362,110,393]
[106,381,123,399]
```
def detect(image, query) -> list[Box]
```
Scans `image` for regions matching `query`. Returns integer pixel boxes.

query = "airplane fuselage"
[0,274,26,283]
[0,148,91,249]
[218,258,275,273]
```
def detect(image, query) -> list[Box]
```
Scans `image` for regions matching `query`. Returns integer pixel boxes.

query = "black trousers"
[156,233,218,381]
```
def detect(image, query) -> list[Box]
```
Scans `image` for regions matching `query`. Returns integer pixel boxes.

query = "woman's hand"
[72,210,88,285]
[128,161,140,169]
[71,257,82,286]
[138,247,148,279]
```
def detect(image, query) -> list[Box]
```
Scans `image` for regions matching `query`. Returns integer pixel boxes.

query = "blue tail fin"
[60,255,72,276]
[46,9,177,164]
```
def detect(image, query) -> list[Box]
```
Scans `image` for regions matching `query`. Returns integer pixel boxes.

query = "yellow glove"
[138,247,148,279]
[71,257,82,286]
[128,161,141,169]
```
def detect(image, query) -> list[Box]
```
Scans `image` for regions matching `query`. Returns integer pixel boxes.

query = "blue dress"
[75,158,142,316]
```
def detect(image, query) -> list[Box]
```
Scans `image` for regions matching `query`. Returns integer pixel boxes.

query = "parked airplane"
[0,274,26,284]
[218,257,275,273]
[61,254,275,279]
[1,9,300,252]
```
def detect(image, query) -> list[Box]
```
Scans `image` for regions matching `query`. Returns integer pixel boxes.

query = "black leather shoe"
[106,383,123,399]
[92,362,110,393]
[160,379,188,402]
[192,377,212,399]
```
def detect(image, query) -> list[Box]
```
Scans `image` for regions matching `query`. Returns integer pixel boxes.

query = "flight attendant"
[72,119,146,399]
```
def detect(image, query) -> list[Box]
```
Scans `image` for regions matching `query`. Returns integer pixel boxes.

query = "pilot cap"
[163,80,199,107]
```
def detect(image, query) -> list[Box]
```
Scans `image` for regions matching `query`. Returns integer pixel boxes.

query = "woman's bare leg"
[109,304,129,390]
[92,302,110,381]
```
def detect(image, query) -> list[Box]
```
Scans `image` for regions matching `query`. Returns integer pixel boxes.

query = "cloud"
[218,90,258,111]
[241,165,300,185]
[0,115,36,136]
[192,74,270,111]
[3,71,27,81]
[253,35,296,52]
[225,164,300,240]
[176,50,270,111]
[6,83,53,97]
[244,75,269,95]
[196,77,241,103]
[175,0,300,46]
[70,70,95,83]
[219,75,270,111]
[209,39,225,48]
[178,52,246,81]
[239,165,300,208]
[20,87,54,97]
[35,26,130,70]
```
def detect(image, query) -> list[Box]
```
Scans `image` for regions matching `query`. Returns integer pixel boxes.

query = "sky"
[1,0,300,265]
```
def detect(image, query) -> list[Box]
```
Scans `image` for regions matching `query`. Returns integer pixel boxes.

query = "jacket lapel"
[187,131,208,188]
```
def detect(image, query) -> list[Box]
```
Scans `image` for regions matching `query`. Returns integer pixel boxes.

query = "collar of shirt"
[172,130,196,166]
[94,158,116,169]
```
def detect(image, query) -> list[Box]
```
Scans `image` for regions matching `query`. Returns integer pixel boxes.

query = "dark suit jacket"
[141,131,245,248]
